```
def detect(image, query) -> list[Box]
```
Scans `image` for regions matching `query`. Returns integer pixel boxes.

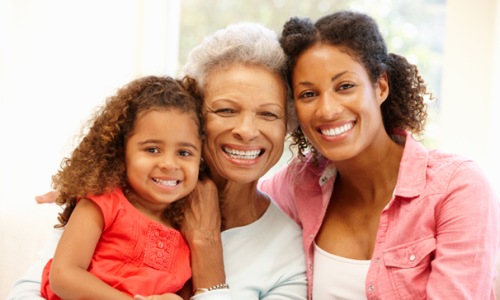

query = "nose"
[158,153,179,170]
[317,92,343,120]
[232,112,259,141]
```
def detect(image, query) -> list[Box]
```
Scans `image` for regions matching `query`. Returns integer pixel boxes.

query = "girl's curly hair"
[53,75,204,229]
[280,10,433,162]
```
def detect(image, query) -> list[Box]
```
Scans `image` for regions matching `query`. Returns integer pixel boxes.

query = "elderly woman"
[7,23,306,300]
[180,22,306,299]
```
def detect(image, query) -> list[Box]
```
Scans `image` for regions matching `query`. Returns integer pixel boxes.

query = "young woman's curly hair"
[280,10,433,161]
[53,75,204,229]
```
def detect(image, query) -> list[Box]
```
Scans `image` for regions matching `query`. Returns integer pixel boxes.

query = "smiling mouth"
[223,146,264,160]
[152,178,179,187]
[320,122,354,137]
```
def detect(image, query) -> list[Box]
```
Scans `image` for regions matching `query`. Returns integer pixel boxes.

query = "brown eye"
[179,150,192,157]
[146,147,160,154]
[338,82,355,91]
[259,111,279,121]
[297,90,317,100]
[215,108,236,116]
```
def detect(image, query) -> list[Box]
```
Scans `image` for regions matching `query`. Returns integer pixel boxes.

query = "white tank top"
[313,242,371,300]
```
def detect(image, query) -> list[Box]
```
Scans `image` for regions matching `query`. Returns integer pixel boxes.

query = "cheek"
[202,131,218,157]
[186,165,200,185]
[204,119,224,143]
[126,159,142,179]
[268,122,286,152]
[296,111,314,134]
[294,102,310,123]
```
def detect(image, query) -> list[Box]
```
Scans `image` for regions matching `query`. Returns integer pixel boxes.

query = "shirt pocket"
[382,236,436,299]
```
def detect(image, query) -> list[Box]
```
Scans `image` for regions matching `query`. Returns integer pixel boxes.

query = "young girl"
[40,75,205,300]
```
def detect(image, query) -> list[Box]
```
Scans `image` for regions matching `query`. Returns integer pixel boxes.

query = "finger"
[35,190,60,204]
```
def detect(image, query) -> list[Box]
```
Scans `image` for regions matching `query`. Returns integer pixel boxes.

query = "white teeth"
[223,147,262,159]
[321,123,354,137]
[153,178,178,187]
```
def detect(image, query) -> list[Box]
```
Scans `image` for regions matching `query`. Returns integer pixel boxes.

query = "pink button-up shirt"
[259,133,500,299]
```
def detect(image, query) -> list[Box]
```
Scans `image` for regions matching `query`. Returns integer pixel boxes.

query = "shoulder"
[266,200,302,230]
[418,147,497,204]
[426,149,487,188]
[85,188,127,211]
[401,135,493,195]
[84,188,130,229]
[262,154,328,188]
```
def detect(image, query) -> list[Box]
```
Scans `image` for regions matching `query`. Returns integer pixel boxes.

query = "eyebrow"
[294,70,349,88]
[331,70,349,81]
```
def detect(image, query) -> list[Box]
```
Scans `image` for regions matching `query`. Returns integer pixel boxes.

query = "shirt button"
[309,263,313,270]
[157,242,164,248]
[409,254,416,261]
[368,285,375,292]
[374,257,379,263]
[309,234,314,239]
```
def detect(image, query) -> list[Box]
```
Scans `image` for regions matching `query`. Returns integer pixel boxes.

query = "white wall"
[438,0,500,194]
[0,0,180,211]
[0,0,180,296]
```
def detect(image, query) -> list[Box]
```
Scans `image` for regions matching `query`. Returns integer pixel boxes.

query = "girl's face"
[125,109,202,212]
[292,43,388,162]
[202,64,286,184]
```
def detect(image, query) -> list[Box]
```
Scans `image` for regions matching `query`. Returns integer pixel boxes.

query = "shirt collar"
[319,164,337,187]
[393,131,428,199]
[317,130,429,198]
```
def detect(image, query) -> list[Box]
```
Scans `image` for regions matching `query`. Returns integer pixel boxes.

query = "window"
[178,0,447,175]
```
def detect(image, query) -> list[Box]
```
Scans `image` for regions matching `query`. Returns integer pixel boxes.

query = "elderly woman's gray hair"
[182,22,286,88]
[181,22,297,132]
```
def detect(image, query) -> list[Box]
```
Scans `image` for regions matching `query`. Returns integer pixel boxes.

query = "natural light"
[1,0,499,296]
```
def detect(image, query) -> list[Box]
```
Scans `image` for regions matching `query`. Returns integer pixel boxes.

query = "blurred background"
[0,0,499,295]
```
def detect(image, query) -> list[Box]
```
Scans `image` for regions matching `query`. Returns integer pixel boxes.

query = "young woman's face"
[202,64,287,184]
[125,109,202,210]
[292,43,388,162]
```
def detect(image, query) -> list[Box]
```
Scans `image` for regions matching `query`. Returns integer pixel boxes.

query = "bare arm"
[49,198,132,300]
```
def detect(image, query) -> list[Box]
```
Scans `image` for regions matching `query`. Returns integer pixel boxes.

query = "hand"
[35,190,59,204]
[181,175,221,245]
[134,294,183,300]
[180,175,226,291]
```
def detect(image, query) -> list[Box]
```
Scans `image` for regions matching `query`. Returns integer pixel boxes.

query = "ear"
[376,72,389,105]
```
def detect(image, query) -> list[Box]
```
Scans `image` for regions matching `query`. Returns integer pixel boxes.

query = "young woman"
[260,10,500,299]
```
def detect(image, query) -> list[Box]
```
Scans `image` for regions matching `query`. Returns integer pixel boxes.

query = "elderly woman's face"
[202,64,286,184]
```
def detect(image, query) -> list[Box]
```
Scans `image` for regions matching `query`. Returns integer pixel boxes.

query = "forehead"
[130,109,201,143]
[293,44,367,80]
[204,64,286,106]
[134,108,197,130]
[298,44,356,66]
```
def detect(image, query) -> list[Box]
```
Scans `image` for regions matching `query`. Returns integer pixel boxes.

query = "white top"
[7,198,307,300]
[193,199,307,299]
[313,242,370,300]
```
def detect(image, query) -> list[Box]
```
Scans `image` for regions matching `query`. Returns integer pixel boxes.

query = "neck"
[216,179,270,229]
[333,135,403,205]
